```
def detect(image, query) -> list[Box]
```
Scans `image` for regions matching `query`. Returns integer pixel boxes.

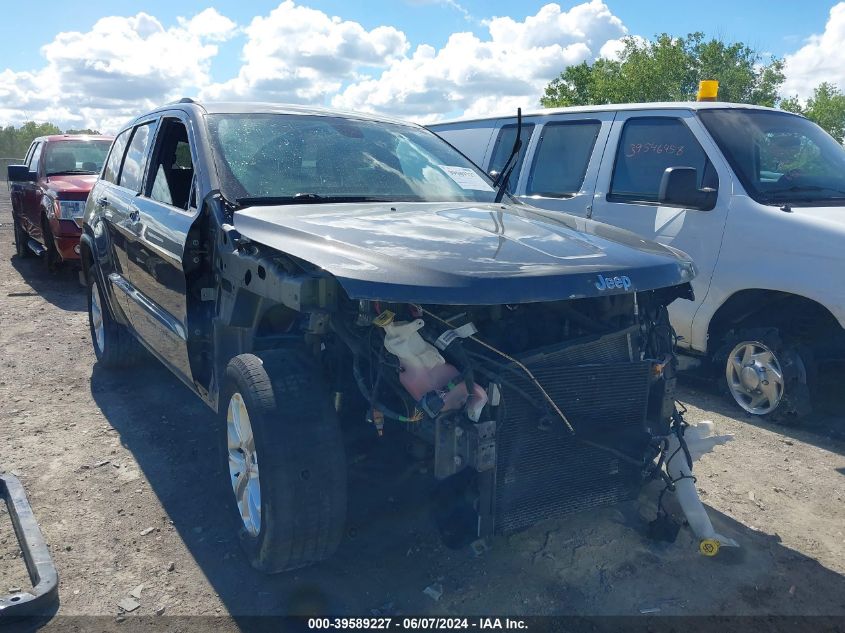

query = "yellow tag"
[699,539,720,557]
[372,310,395,327]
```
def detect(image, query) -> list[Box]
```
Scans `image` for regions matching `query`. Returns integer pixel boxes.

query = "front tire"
[222,351,347,573]
[87,266,143,368]
[13,214,33,259]
[41,216,61,272]
[716,328,814,423]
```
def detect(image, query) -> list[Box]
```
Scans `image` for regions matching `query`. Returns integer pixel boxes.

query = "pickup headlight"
[54,200,86,220]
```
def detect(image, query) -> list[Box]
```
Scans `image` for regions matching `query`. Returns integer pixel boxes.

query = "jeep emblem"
[595,274,631,291]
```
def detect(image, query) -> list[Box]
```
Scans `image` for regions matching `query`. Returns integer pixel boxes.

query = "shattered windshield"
[205,113,500,206]
[699,108,845,206]
[44,139,111,176]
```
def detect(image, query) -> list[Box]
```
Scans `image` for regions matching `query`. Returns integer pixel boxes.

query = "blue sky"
[1,0,843,131]
[1,0,833,78]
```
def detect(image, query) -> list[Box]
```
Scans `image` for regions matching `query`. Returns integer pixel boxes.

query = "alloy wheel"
[90,282,105,355]
[226,393,262,536]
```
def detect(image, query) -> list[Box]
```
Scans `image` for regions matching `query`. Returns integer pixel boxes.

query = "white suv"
[430,103,845,421]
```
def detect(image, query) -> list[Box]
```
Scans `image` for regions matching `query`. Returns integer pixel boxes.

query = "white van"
[429,102,845,421]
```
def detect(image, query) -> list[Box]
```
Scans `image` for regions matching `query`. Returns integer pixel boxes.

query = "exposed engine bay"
[205,205,732,553]
[323,284,735,549]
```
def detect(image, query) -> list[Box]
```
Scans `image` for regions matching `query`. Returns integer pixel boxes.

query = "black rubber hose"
[351,353,415,423]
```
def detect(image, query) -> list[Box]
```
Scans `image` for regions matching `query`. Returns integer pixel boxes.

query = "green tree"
[0,121,61,158]
[65,128,101,135]
[781,83,845,143]
[541,33,784,108]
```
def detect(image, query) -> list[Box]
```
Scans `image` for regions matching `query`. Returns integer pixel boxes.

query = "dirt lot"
[1,192,845,622]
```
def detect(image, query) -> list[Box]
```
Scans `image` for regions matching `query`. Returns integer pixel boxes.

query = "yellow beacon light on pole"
[697,80,719,102]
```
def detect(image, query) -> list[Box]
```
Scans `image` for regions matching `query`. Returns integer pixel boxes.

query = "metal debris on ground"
[0,473,58,617]
[118,597,140,612]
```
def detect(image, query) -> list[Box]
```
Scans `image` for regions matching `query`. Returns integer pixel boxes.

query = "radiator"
[494,328,652,534]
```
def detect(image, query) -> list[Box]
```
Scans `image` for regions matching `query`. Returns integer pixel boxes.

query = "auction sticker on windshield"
[437,165,494,191]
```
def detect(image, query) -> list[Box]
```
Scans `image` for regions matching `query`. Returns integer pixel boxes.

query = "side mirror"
[658,166,717,209]
[7,164,36,182]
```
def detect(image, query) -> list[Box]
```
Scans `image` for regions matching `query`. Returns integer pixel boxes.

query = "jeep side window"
[146,118,195,211]
[102,129,132,184]
[488,123,534,192]
[27,142,43,174]
[118,122,156,192]
[526,120,601,198]
[609,117,717,205]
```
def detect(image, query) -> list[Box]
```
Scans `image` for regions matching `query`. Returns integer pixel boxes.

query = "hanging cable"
[421,308,575,433]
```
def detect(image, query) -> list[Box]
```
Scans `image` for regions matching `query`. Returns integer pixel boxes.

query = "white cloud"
[782,2,845,99]
[332,0,627,121]
[179,8,239,41]
[0,9,236,132]
[0,1,631,130]
[200,1,408,103]
[8,0,845,133]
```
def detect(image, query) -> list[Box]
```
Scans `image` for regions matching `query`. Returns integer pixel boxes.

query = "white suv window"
[609,117,715,205]
[527,121,601,198]
[488,123,534,192]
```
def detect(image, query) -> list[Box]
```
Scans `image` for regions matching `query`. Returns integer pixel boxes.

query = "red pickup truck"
[8,134,113,270]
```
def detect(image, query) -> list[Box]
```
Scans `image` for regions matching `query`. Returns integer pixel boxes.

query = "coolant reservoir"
[382,319,484,414]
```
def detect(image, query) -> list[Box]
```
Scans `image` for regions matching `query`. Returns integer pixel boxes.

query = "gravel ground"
[1,193,844,622]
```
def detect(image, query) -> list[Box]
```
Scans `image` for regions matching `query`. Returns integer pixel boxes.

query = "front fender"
[80,228,131,328]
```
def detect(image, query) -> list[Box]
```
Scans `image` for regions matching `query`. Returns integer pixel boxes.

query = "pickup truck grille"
[494,328,652,534]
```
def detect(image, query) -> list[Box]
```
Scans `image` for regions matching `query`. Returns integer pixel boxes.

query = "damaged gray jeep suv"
[82,100,729,573]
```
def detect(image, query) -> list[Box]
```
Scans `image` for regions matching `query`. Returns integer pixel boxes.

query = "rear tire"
[13,214,32,259]
[221,351,347,573]
[715,327,815,423]
[87,266,144,368]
